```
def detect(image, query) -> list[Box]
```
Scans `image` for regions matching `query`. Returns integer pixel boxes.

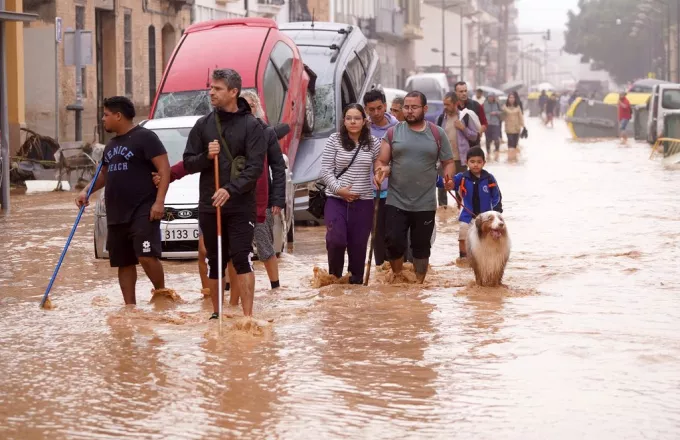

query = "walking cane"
[214,156,223,327]
[363,196,380,286]
[40,162,104,309]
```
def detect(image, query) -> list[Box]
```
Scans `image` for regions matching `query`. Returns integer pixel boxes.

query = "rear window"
[662,89,680,110]
[407,78,444,101]
[149,127,191,164]
[154,88,257,118]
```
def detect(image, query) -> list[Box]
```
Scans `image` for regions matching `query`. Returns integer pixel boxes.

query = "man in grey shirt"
[374,91,455,283]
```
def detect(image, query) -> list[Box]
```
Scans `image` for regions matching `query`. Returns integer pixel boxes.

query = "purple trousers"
[324,197,374,284]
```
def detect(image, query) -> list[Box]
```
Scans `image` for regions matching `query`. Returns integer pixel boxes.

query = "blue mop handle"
[40,162,104,308]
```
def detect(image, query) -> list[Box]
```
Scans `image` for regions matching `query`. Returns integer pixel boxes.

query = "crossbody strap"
[335,143,362,179]
[214,113,234,162]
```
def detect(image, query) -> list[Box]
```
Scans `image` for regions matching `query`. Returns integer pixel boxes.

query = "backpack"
[385,121,442,153]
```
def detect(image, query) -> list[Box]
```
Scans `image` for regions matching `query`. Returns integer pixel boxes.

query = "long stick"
[363,196,381,286]
[214,156,223,327]
[40,162,104,308]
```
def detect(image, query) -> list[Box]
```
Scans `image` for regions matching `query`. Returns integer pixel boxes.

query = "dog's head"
[474,211,507,241]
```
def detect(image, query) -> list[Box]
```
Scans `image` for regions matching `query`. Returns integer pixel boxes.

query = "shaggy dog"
[466,211,511,287]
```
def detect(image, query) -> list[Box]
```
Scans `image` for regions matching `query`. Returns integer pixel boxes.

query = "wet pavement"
[2,118,680,439]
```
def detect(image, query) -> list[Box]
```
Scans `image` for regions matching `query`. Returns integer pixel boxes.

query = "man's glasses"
[402,105,423,112]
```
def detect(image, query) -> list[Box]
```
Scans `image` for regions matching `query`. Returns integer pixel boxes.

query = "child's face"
[467,156,485,174]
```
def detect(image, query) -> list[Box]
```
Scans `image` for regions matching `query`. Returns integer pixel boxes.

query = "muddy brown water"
[2,120,680,439]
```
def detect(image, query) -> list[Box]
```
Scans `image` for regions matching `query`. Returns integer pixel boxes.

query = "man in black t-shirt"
[76,96,171,305]
[184,69,267,320]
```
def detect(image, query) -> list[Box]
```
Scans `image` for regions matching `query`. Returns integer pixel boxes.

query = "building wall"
[415,3,472,80]
[23,0,191,144]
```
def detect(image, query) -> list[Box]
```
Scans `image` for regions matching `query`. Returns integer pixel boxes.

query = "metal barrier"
[649,137,680,165]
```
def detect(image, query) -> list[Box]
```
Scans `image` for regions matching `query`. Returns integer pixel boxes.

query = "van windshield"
[153,88,257,119]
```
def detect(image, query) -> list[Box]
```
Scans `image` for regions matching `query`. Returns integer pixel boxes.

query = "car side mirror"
[274,123,290,140]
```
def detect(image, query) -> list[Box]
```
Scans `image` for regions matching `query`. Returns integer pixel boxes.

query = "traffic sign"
[55,17,62,43]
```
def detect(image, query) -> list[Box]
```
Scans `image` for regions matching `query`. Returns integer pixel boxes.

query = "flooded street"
[2,119,680,439]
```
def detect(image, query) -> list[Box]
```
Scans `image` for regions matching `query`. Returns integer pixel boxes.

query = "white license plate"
[162,228,199,242]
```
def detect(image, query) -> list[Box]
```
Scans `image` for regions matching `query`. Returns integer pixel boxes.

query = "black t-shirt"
[102,126,167,225]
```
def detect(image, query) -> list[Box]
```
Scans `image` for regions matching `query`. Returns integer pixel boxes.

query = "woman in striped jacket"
[320,103,381,284]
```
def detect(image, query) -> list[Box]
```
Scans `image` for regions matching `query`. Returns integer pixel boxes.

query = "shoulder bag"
[215,114,247,181]
[307,143,362,220]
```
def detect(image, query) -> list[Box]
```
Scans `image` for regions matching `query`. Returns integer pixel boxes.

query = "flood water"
[2,119,680,439]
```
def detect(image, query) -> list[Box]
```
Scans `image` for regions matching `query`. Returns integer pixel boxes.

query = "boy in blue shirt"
[437,146,502,261]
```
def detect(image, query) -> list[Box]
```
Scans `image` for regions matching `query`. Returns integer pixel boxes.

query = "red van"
[149,17,315,167]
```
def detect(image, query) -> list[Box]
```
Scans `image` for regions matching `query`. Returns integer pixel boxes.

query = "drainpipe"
[330,0,335,22]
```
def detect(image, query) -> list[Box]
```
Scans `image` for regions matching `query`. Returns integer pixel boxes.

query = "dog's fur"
[466,211,511,287]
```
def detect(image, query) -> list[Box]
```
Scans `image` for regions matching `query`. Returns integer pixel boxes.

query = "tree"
[563,0,666,84]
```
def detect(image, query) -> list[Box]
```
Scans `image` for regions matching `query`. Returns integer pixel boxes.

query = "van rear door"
[656,84,680,141]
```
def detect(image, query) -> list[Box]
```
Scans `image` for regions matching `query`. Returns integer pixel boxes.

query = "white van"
[646,83,680,144]
[405,73,450,102]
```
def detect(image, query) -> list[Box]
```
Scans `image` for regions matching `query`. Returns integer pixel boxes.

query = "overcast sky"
[516,0,580,31]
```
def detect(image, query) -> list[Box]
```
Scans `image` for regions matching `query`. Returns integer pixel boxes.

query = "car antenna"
[205,68,210,88]
[311,9,315,28]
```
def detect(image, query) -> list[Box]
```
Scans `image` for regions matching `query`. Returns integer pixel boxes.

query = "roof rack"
[291,26,352,63]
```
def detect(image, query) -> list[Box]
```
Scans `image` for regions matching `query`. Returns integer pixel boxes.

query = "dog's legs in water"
[413,258,428,284]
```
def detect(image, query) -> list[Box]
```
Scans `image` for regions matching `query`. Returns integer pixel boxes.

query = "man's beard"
[405,113,425,125]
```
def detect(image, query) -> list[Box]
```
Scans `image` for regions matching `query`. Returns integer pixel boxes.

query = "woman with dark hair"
[320,103,381,284]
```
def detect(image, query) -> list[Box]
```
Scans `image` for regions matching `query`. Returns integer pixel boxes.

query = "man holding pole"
[75,96,171,305]
[183,69,267,320]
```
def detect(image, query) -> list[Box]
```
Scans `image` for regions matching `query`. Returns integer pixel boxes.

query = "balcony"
[255,0,285,18]
[167,0,195,8]
[375,0,404,41]
[401,0,423,40]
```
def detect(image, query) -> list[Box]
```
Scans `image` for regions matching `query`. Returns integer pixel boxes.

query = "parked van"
[405,73,450,102]
[149,18,313,168]
[279,21,380,222]
[646,82,680,144]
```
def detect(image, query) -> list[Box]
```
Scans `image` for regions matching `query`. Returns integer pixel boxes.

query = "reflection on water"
[2,120,680,438]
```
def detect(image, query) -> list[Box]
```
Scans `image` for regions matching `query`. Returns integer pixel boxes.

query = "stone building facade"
[23,0,191,145]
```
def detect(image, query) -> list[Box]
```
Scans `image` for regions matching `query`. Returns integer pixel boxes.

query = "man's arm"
[373,139,392,186]
[225,118,266,195]
[76,164,107,207]
[183,122,211,174]
[266,128,287,208]
[90,165,108,193]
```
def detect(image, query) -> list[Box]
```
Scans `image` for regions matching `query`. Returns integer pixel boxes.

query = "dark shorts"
[507,133,520,148]
[384,205,436,260]
[107,216,162,267]
[199,209,255,278]
[620,119,630,131]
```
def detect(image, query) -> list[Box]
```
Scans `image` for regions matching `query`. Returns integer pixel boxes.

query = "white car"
[94,116,295,259]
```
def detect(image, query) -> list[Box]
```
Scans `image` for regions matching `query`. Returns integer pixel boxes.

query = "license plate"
[162,228,199,242]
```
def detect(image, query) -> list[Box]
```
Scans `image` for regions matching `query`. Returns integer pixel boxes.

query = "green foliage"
[563,0,665,83]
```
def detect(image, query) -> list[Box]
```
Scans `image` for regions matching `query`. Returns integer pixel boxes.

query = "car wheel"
[303,89,315,134]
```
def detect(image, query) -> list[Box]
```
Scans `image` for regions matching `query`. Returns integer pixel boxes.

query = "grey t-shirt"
[383,122,454,212]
